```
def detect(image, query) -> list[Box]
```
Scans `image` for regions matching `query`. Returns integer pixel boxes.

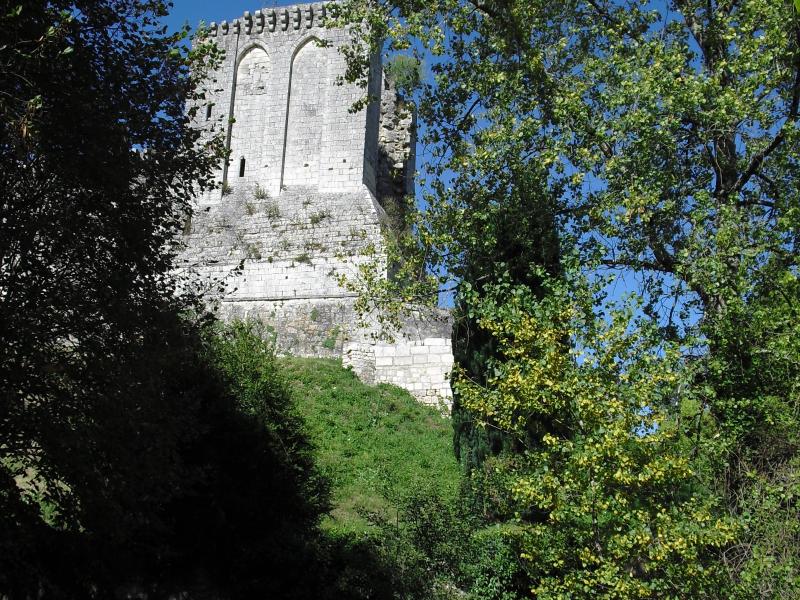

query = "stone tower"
[180,3,454,406]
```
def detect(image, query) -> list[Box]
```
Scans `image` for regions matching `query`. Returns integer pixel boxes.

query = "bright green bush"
[466,526,527,600]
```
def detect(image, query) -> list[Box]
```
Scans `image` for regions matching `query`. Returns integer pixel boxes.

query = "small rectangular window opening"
[206,105,212,120]
[239,157,246,178]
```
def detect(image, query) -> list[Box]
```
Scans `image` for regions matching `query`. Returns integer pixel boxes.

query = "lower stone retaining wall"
[214,296,454,407]
[342,307,453,408]
[217,297,352,358]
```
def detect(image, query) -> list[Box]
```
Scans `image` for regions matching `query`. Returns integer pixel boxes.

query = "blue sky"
[165,1,298,34]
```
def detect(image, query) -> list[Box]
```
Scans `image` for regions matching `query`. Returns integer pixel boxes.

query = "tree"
[0,0,225,591]
[455,278,737,598]
[332,0,800,594]
[335,0,800,344]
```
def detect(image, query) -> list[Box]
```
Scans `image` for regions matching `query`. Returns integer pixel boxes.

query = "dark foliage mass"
[1,319,334,598]
[0,0,220,542]
[0,2,331,598]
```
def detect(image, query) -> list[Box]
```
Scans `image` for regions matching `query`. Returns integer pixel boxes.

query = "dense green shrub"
[466,526,527,600]
[1,319,333,599]
[342,485,528,600]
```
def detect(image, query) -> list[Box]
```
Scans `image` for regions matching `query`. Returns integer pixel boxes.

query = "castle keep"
[180,3,454,405]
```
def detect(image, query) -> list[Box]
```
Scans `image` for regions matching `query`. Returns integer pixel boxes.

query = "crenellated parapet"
[208,3,328,37]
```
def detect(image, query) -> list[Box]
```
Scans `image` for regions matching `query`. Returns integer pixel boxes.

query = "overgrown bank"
[282,357,460,530]
[282,356,529,600]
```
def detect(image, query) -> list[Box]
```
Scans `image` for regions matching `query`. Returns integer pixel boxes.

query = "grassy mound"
[281,358,460,531]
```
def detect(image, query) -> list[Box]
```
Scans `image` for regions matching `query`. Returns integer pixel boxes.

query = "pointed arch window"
[225,45,271,184]
[281,37,327,188]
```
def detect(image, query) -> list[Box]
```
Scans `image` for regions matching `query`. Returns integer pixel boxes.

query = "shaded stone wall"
[376,77,416,231]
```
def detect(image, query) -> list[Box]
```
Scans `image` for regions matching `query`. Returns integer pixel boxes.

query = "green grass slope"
[281,358,460,531]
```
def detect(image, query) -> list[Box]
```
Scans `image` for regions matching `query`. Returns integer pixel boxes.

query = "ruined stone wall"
[342,308,454,407]
[182,3,453,406]
[377,77,416,229]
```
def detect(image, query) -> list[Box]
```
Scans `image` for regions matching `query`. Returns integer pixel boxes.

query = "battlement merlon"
[189,2,395,203]
[207,3,329,36]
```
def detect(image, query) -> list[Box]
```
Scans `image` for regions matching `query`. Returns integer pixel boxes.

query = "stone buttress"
[179,3,453,406]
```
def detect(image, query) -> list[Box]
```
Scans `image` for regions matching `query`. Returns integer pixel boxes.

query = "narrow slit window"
[205,105,212,120]
[239,157,246,177]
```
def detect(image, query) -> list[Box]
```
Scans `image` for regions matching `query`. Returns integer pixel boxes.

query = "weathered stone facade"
[179,3,453,406]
